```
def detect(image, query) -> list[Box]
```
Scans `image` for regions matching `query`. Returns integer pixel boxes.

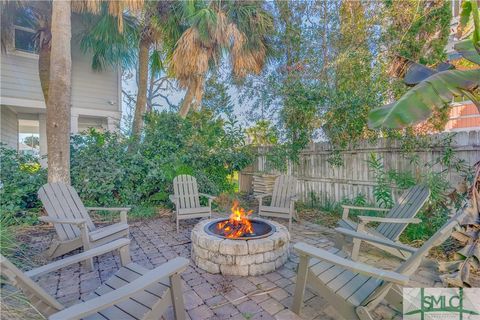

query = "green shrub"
[70,110,253,207]
[0,145,46,225]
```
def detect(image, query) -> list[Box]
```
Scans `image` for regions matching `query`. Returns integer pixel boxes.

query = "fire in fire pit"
[205,201,275,240]
[217,200,254,238]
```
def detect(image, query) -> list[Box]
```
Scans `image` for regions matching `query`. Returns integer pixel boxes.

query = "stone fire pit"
[191,218,290,276]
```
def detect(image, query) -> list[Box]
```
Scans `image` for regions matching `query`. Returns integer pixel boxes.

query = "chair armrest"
[335,227,417,253]
[39,216,93,251]
[358,216,421,224]
[294,242,409,285]
[48,257,190,320]
[199,193,216,200]
[26,239,131,279]
[341,205,390,212]
[39,216,87,226]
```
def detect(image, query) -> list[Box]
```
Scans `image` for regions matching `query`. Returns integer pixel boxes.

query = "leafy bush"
[70,130,145,206]
[0,145,46,225]
[70,110,253,207]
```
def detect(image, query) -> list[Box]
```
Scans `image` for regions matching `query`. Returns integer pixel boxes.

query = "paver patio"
[12,211,446,320]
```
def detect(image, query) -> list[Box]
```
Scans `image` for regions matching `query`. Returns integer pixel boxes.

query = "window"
[13,7,38,54]
[14,25,38,54]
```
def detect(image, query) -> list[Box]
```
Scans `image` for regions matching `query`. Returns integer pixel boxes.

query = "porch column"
[38,114,48,167]
[71,114,79,134]
[107,117,119,132]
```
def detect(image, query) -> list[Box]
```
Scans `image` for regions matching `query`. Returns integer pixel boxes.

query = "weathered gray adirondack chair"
[338,185,430,260]
[0,238,189,320]
[38,183,131,263]
[256,175,298,230]
[292,210,467,320]
[169,175,216,232]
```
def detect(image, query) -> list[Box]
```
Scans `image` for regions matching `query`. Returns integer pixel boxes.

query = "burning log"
[217,200,255,239]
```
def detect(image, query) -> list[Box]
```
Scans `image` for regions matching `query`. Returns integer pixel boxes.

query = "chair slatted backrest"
[0,255,63,317]
[38,183,96,241]
[363,210,466,307]
[173,175,201,211]
[376,185,430,241]
[271,175,297,209]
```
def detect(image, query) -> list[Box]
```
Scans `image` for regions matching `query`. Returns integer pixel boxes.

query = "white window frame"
[11,24,39,59]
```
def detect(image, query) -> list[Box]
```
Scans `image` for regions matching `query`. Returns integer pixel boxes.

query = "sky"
[122,69,256,128]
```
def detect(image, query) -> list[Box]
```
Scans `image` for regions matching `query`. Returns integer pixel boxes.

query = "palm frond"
[171,27,209,87]
[190,7,217,45]
[150,49,164,76]
[228,23,265,78]
[80,9,139,70]
[72,0,143,32]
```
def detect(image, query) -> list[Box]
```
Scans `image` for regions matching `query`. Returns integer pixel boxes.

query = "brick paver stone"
[12,212,446,320]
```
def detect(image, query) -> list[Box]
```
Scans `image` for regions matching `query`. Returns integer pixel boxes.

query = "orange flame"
[216,200,254,239]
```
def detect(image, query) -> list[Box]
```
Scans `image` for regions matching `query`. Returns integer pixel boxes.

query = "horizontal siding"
[0,54,43,102]
[0,19,119,113]
[0,107,18,149]
[71,40,119,111]
[78,116,108,133]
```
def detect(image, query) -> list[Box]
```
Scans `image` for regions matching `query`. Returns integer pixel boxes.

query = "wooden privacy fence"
[239,131,480,203]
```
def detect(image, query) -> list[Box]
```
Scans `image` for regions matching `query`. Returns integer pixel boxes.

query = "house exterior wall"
[78,116,108,132]
[0,54,43,103]
[0,107,18,149]
[0,14,122,158]
[0,37,121,113]
[445,103,480,132]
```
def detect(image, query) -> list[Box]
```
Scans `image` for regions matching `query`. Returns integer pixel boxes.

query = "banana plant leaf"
[404,63,436,86]
[403,62,454,86]
[454,39,480,65]
[368,69,480,129]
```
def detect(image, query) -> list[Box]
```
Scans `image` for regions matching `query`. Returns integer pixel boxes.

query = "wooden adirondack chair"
[38,183,131,264]
[169,175,216,232]
[338,185,430,260]
[256,175,298,230]
[0,238,189,320]
[291,210,467,320]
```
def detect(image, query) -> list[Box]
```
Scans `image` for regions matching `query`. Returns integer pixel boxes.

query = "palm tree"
[130,1,175,140]
[170,1,274,117]
[46,0,71,183]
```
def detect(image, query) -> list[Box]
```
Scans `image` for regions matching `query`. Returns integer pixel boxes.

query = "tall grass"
[0,225,43,320]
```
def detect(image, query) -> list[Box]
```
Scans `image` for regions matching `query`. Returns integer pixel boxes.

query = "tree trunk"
[39,43,51,102]
[131,39,150,138]
[193,75,204,112]
[179,75,205,118]
[46,0,71,184]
